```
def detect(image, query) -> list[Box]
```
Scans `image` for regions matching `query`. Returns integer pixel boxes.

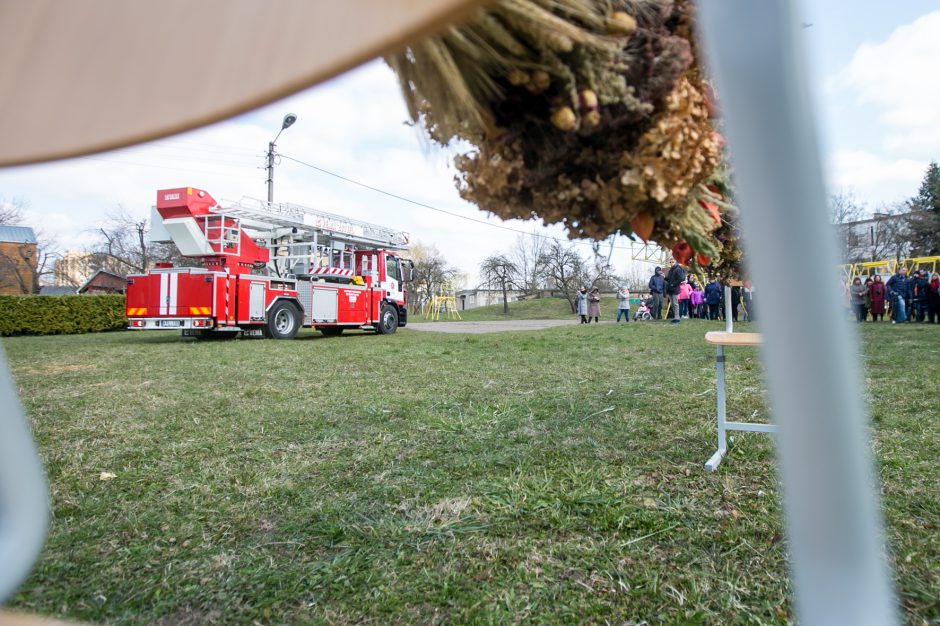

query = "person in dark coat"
[927,272,940,324]
[742,279,756,322]
[730,285,741,322]
[665,259,686,322]
[885,267,909,323]
[868,274,886,321]
[648,267,665,319]
[704,278,722,320]
[911,269,929,322]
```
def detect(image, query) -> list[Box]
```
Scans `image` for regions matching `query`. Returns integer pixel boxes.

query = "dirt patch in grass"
[24,363,96,375]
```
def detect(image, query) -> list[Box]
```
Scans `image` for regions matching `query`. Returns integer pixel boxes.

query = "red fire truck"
[125,187,413,339]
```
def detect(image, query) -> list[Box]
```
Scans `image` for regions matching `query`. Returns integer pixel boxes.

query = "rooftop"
[0,224,37,244]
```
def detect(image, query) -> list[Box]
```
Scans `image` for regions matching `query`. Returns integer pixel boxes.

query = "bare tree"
[510,231,548,296]
[585,256,618,292]
[0,196,27,225]
[91,208,151,274]
[90,208,187,276]
[408,242,461,312]
[829,190,865,225]
[870,203,911,263]
[829,191,867,263]
[541,241,588,313]
[479,254,519,314]
[618,264,652,294]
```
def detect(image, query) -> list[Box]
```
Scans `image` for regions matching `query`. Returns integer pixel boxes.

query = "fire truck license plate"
[159,320,183,328]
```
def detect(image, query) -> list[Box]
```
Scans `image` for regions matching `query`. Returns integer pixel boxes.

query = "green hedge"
[0,295,126,336]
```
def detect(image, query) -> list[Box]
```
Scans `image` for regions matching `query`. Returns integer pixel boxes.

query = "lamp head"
[281,113,297,130]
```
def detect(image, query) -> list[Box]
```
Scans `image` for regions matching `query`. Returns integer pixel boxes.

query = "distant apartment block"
[54,251,128,287]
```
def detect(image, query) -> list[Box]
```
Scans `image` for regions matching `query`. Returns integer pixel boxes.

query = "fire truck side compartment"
[311,288,338,322]
[248,282,265,320]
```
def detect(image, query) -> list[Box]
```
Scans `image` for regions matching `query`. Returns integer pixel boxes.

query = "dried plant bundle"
[388,0,743,276]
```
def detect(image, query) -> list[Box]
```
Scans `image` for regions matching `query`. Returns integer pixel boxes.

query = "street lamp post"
[266,113,297,203]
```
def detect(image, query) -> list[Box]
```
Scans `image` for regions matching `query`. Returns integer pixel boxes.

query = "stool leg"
[716,344,727,451]
[705,345,728,471]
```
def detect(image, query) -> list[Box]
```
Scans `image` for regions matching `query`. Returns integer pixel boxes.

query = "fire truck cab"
[125,187,413,339]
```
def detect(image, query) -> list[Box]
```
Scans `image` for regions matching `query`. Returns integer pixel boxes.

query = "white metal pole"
[697,2,896,624]
[724,285,733,333]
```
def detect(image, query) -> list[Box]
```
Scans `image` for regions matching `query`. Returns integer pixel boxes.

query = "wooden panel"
[704,331,763,346]
[0,0,490,166]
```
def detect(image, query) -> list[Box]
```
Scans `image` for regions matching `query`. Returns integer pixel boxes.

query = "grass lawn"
[3,321,938,625]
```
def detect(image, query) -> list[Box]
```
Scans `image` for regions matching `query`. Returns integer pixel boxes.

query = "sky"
[1,1,938,285]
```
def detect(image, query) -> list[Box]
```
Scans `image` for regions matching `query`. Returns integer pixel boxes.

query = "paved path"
[406,319,584,334]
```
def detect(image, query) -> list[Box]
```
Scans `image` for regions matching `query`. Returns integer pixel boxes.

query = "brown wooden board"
[0,0,491,166]
[704,331,763,346]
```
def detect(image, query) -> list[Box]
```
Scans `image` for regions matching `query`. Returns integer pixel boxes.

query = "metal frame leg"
[705,344,727,471]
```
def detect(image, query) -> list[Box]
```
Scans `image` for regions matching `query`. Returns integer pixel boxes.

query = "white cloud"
[826,150,925,204]
[835,11,940,156]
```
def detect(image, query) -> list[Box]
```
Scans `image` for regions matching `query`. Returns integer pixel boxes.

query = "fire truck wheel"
[376,304,399,334]
[267,301,300,340]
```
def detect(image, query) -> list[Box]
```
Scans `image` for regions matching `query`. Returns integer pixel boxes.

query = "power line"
[87,139,654,256]
[278,153,647,253]
[76,144,660,259]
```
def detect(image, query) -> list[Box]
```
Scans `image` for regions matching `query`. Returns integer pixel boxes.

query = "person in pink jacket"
[689,284,704,318]
[678,279,692,318]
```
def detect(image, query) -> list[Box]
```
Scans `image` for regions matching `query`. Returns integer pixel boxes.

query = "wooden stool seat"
[705,331,763,347]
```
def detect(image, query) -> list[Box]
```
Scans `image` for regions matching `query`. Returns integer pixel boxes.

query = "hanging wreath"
[387,0,743,277]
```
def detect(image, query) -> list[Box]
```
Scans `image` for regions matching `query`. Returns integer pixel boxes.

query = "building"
[54,251,96,287]
[455,288,524,310]
[38,285,77,296]
[78,269,127,295]
[0,225,38,295]
[837,213,910,264]
[54,251,128,287]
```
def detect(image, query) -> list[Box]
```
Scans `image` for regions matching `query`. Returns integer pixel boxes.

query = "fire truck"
[125,187,414,339]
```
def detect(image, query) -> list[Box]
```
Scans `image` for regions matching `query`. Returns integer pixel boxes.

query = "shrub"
[0,295,126,336]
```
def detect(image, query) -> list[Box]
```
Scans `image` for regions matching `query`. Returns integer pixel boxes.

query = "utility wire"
[279,153,653,253]
[77,144,661,258]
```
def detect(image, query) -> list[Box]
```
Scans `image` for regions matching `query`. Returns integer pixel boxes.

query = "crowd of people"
[647,260,753,323]
[574,260,756,323]
[575,262,939,326]
[850,267,940,324]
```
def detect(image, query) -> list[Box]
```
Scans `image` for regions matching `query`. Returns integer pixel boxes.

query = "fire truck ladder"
[212,196,409,277]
